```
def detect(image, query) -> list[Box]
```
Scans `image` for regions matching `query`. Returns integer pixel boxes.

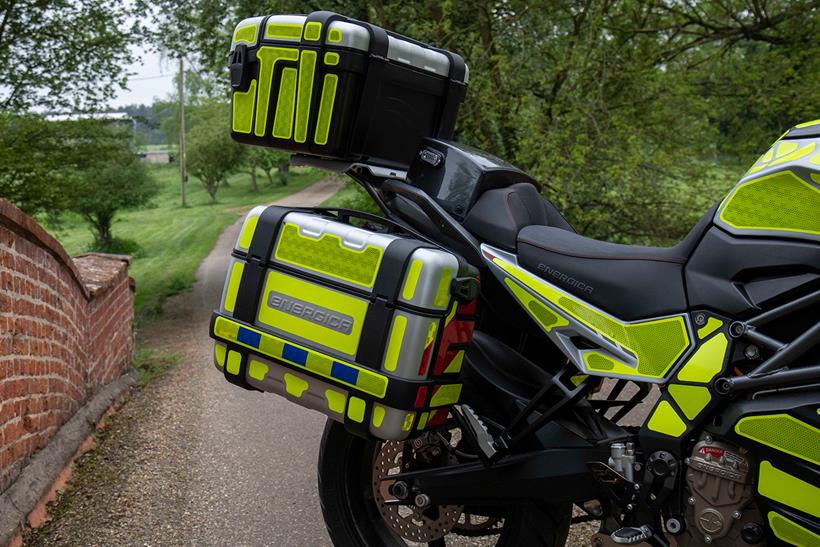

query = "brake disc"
[452,513,504,536]
[372,440,462,542]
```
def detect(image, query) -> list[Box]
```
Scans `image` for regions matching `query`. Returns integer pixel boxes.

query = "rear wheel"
[318,419,571,546]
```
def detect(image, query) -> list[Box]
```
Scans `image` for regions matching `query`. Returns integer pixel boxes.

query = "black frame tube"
[748,289,820,327]
[725,364,820,393]
[750,320,820,375]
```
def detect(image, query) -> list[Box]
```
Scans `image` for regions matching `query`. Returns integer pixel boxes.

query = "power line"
[128,73,174,81]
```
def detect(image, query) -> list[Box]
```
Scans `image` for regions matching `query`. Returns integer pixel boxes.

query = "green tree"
[187,105,244,201]
[149,0,820,244]
[242,146,292,188]
[0,0,137,113]
[66,127,160,251]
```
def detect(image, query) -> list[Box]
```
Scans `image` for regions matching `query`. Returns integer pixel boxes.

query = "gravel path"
[25,179,342,547]
[23,176,641,547]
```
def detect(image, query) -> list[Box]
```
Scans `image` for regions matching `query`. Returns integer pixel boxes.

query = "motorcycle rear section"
[214,9,820,546]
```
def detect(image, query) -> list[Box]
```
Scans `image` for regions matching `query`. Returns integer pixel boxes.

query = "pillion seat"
[463,183,716,320]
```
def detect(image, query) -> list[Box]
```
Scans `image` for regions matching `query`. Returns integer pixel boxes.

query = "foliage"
[242,146,292,189]
[65,126,160,251]
[0,0,138,113]
[50,164,323,319]
[149,0,819,244]
[0,115,159,235]
[0,113,73,215]
[321,180,380,215]
[132,348,184,385]
[186,104,244,201]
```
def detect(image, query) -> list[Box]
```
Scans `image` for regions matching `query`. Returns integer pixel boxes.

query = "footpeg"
[611,526,651,545]
[452,404,501,461]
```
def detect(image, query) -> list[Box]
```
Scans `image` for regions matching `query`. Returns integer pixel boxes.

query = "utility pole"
[178,57,188,207]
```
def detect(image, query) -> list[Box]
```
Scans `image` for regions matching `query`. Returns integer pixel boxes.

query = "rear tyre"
[318,419,571,546]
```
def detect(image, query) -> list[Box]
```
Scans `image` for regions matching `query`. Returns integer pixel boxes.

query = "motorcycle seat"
[516,206,716,320]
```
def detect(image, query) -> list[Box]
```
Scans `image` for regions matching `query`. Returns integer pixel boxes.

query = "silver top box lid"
[230,15,467,83]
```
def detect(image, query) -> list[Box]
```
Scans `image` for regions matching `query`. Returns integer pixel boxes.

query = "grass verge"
[47,164,323,321]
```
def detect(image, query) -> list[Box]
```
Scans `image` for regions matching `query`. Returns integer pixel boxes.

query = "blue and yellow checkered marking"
[212,316,387,398]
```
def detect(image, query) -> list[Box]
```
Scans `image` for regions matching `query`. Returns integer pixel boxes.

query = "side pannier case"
[227,11,468,169]
[209,207,479,440]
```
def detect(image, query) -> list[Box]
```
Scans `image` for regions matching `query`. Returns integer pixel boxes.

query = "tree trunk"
[250,169,258,192]
[278,160,290,185]
[207,179,219,202]
[264,168,274,186]
[91,211,114,251]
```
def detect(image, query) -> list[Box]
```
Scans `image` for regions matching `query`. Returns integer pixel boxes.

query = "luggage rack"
[293,154,486,266]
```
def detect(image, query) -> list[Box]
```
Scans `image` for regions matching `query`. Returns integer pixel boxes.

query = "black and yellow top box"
[228,11,468,169]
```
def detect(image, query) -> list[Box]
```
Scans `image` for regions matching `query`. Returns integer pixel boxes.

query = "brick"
[0,199,134,490]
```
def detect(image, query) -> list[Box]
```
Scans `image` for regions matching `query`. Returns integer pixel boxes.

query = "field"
[47,164,323,320]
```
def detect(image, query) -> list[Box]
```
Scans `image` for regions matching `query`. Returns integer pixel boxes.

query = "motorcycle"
[214,11,820,547]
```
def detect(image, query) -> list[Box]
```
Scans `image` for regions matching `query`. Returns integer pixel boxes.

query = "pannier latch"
[450,276,479,303]
[229,44,254,92]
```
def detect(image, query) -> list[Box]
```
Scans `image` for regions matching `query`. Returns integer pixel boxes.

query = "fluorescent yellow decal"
[283,372,309,397]
[231,79,257,134]
[295,50,317,143]
[226,350,242,375]
[668,384,711,420]
[275,223,383,287]
[735,414,820,466]
[402,413,414,431]
[324,52,340,65]
[372,405,385,427]
[223,261,244,314]
[402,259,423,300]
[314,74,338,145]
[496,259,689,379]
[257,270,367,357]
[233,24,258,45]
[444,351,465,374]
[430,384,462,407]
[697,317,723,339]
[254,46,299,137]
[504,278,569,332]
[768,511,820,546]
[248,358,268,381]
[417,411,429,430]
[325,389,346,413]
[272,67,297,139]
[434,268,453,307]
[720,171,820,235]
[747,142,816,174]
[647,400,686,437]
[758,461,820,517]
[238,216,258,249]
[348,396,366,423]
[266,22,302,40]
[383,315,407,372]
[212,316,388,398]
[796,119,820,128]
[328,28,343,42]
[677,333,727,383]
[303,21,322,41]
[214,343,227,368]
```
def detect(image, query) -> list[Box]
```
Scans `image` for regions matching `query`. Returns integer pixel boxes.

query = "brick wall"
[0,199,134,494]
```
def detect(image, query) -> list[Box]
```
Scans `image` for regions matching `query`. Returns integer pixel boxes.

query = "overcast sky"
[111,48,176,107]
